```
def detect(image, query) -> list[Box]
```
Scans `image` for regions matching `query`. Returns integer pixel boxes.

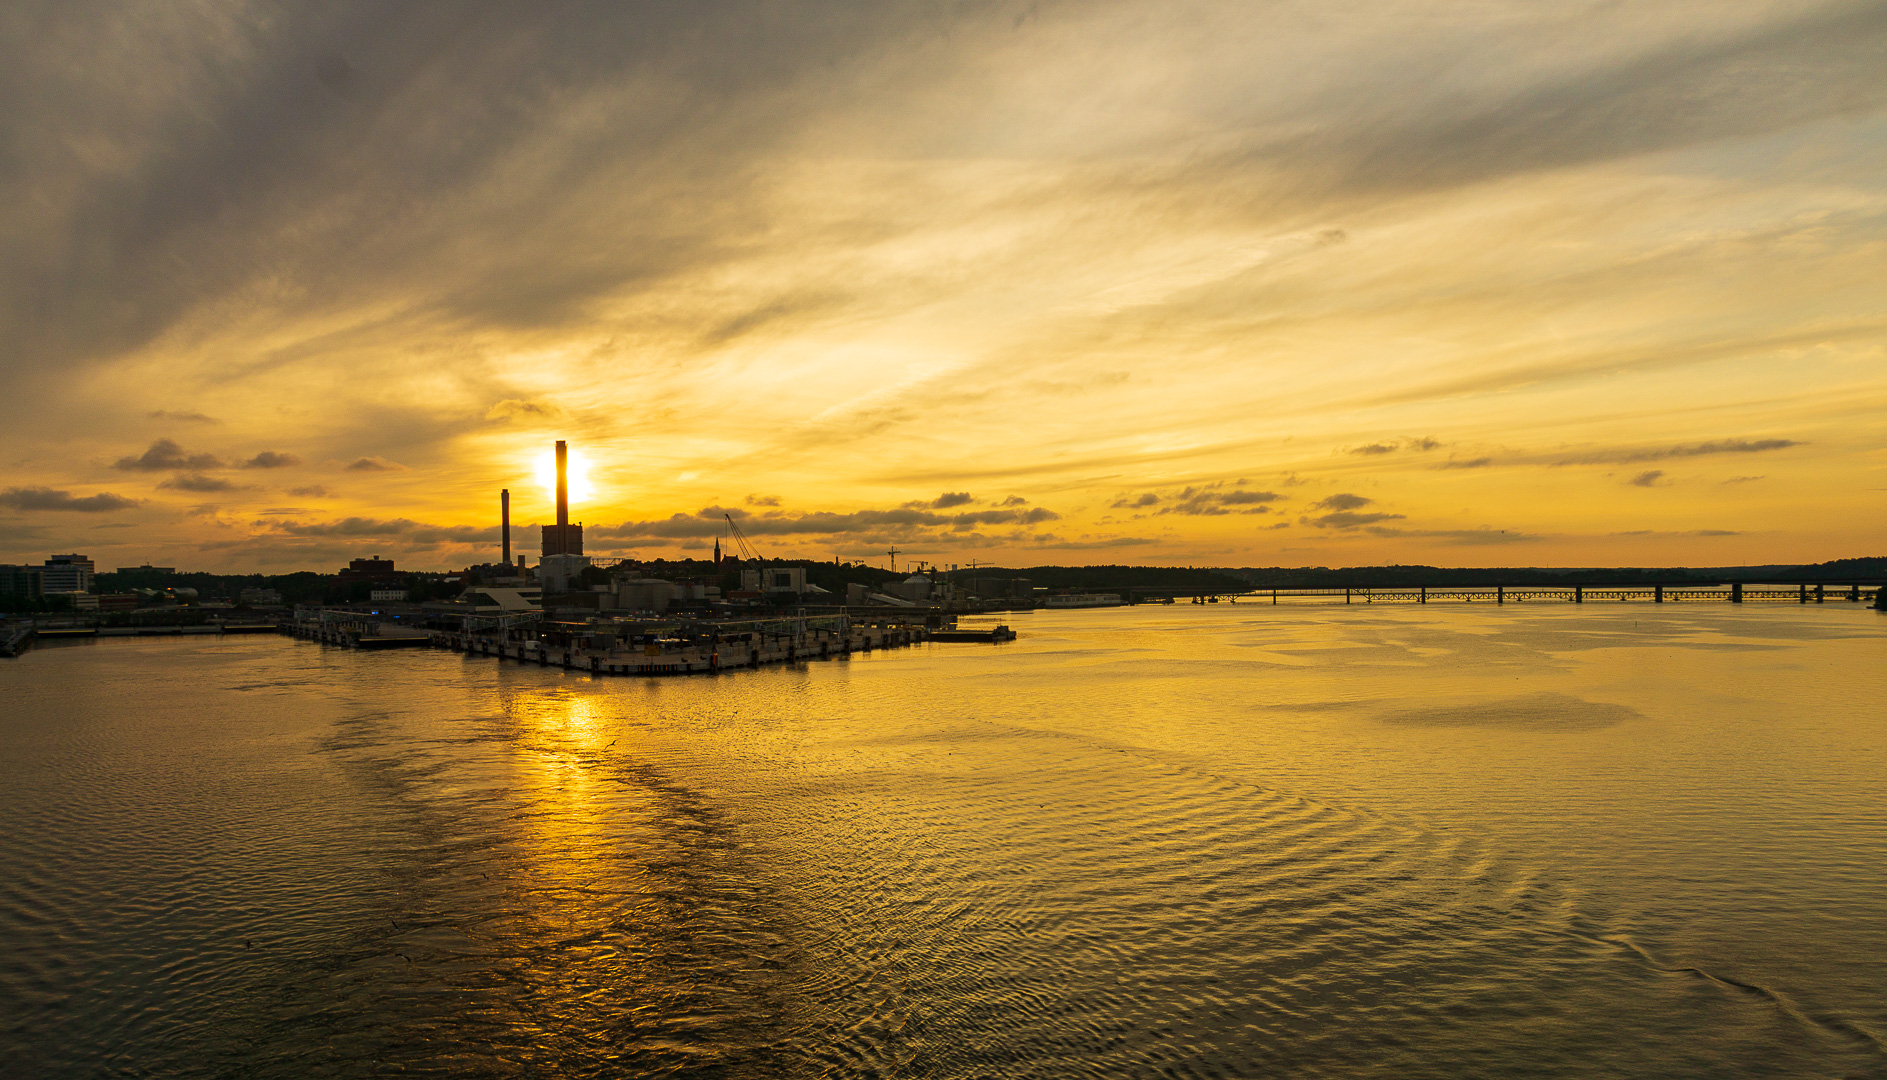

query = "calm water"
[2,604,1883,1078]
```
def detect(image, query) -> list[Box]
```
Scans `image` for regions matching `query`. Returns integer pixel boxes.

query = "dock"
[0,624,34,657]
[284,611,955,675]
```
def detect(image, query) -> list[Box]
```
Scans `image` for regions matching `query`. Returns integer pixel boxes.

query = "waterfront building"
[0,564,45,600]
[41,554,95,594]
[614,578,676,613]
[764,567,809,596]
[338,557,400,582]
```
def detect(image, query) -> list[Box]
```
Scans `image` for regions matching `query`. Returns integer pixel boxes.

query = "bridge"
[1129,580,1887,605]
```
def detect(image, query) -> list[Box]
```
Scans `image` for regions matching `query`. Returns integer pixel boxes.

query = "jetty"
[1,624,34,657]
[278,610,994,676]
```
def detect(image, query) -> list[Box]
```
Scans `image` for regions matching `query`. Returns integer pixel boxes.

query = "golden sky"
[3,1,1883,572]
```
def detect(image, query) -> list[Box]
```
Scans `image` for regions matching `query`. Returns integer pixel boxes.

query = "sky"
[2,0,1883,573]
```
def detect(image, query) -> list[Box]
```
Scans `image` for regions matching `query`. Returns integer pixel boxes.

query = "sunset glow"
[534,449,594,508]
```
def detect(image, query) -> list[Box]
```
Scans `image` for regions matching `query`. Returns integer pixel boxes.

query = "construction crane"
[723,514,762,563]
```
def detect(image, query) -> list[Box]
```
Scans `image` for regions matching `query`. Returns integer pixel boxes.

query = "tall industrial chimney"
[555,440,569,528]
[541,440,582,559]
[501,488,511,566]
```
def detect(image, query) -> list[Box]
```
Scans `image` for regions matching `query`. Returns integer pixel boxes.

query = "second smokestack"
[501,488,511,566]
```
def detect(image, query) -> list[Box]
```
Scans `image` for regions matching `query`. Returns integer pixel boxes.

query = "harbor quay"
[280,611,993,676]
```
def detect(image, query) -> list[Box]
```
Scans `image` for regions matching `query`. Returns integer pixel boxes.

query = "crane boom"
[724,514,762,563]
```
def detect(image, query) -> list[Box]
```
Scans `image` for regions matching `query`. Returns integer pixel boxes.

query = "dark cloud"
[114,439,223,472]
[1283,2,1887,199]
[1628,470,1667,487]
[0,486,141,512]
[1027,536,1160,549]
[1438,457,1494,470]
[1362,526,1535,545]
[160,474,239,493]
[146,410,218,424]
[1557,438,1799,466]
[744,494,781,506]
[1722,475,1766,485]
[596,499,1061,542]
[1307,510,1405,529]
[1348,437,1441,456]
[345,456,405,472]
[289,485,332,497]
[1114,486,1282,515]
[263,517,495,544]
[1312,493,1373,511]
[930,492,974,509]
[999,495,1028,506]
[240,451,301,469]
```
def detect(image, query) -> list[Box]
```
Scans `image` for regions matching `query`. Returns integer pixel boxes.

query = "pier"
[285,611,937,675]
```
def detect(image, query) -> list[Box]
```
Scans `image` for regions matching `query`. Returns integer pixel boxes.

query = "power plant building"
[536,439,591,594]
[541,440,583,558]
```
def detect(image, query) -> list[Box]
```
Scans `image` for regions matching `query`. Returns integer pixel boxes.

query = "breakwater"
[285,614,928,675]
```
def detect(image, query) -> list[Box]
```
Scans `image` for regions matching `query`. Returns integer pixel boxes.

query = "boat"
[928,625,1018,643]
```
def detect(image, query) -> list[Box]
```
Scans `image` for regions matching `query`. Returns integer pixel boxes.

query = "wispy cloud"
[0,486,141,512]
[484,399,566,422]
[1557,439,1799,467]
[345,457,406,472]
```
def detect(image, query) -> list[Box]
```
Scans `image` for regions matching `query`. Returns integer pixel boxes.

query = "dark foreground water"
[2,604,1883,1078]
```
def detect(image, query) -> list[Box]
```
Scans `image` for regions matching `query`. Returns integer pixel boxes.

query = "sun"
[534,448,595,505]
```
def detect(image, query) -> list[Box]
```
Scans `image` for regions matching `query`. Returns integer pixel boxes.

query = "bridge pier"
[1497,586,1504,604]
[1419,586,1426,604]
[1574,586,1583,604]
[1655,585,1664,603]
[1732,583,1744,603]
